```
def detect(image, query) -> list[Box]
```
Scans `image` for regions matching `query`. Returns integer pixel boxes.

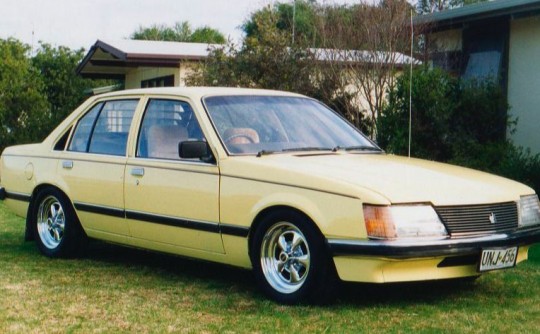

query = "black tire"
[32,188,85,258]
[251,209,336,304]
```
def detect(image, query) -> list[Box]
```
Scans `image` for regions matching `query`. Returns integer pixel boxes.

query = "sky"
[0,0,370,52]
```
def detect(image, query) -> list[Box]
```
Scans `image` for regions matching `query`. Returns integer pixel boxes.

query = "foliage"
[189,7,316,93]
[0,39,49,150]
[378,67,457,160]
[190,26,227,44]
[316,0,414,138]
[243,0,319,46]
[131,21,225,44]
[191,1,415,136]
[379,67,540,193]
[32,43,94,130]
[0,39,111,153]
[188,6,369,132]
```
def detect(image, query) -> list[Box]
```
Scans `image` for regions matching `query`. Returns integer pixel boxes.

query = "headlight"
[519,195,540,228]
[363,204,448,240]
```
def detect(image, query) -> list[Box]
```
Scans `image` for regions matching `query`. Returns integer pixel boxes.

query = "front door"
[124,98,223,253]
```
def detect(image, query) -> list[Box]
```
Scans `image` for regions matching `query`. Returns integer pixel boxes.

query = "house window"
[461,18,509,85]
[141,75,175,88]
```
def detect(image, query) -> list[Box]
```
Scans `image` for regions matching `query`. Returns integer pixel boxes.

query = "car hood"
[221,153,533,206]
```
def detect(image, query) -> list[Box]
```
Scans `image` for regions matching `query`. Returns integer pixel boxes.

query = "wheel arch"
[25,183,80,241]
[247,205,326,262]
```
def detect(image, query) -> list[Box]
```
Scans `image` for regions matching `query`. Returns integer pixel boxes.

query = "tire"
[32,188,85,258]
[251,210,336,304]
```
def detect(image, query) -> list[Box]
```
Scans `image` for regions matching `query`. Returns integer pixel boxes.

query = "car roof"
[97,86,306,100]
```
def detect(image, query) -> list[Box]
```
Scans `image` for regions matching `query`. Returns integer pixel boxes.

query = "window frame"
[135,98,214,164]
[67,98,139,157]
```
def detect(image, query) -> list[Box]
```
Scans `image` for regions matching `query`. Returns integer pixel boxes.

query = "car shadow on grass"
[80,240,258,291]
[336,279,478,306]
[77,240,480,307]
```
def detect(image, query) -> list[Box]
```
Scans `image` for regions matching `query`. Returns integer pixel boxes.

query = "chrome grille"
[435,202,518,237]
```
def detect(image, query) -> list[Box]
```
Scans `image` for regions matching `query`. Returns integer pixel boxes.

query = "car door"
[124,98,223,253]
[58,98,139,243]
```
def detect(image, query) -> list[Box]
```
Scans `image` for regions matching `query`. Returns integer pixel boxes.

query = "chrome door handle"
[62,160,73,169]
[130,167,145,177]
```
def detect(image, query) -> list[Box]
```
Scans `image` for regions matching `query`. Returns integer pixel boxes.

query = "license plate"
[478,247,518,272]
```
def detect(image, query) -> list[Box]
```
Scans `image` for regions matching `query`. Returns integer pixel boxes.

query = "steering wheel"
[225,134,256,144]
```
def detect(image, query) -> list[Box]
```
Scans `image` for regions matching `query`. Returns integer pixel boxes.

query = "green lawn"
[1,201,539,333]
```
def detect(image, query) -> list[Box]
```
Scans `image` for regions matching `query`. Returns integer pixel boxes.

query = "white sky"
[0,0,371,51]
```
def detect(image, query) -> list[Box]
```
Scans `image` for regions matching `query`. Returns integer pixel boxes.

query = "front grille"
[435,202,518,238]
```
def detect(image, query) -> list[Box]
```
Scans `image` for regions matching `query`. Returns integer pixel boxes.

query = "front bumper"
[328,227,540,259]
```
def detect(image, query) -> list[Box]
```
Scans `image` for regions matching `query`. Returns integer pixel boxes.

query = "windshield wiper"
[256,150,277,157]
[282,147,335,152]
[334,145,382,152]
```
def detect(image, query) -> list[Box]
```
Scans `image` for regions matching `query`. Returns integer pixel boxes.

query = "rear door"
[58,99,139,243]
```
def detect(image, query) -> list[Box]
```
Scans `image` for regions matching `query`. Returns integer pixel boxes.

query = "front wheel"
[33,188,85,258]
[251,210,336,304]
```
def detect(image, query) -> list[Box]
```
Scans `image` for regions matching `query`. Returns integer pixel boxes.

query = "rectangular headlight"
[519,195,540,228]
[363,204,448,240]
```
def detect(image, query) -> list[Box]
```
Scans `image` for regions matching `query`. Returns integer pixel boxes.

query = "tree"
[32,43,94,129]
[191,7,315,92]
[0,39,49,152]
[243,0,319,46]
[190,26,227,44]
[316,0,415,137]
[0,39,112,153]
[188,4,370,132]
[131,21,225,44]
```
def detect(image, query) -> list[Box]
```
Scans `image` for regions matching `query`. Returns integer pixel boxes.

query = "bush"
[379,66,540,194]
[378,67,457,160]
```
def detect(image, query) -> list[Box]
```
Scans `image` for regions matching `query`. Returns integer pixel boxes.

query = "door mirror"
[179,141,214,162]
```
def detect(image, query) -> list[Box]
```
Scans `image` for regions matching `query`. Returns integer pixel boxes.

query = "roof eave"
[414,0,540,30]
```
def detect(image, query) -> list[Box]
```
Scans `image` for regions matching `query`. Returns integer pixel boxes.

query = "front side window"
[68,100,138,156]
[137,99,205,160]
[204,95,378,155]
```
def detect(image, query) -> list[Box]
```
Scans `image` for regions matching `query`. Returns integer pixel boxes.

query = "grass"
[1,201,539,333]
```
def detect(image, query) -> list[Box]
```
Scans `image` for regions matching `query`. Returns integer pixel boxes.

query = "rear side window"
[68,100,138,156]
[69,103,103,152]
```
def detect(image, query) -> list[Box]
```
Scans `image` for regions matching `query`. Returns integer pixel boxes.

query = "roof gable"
[77,39,220,79]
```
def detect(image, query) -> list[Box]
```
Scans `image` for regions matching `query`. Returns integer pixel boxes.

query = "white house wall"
[508,16,540,154]
[431,29,463,52]
[125,67,182,89]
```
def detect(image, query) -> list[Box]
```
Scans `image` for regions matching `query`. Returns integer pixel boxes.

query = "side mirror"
[179,141,214,162]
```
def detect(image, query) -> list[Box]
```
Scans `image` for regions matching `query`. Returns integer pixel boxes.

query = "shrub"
[379,66,540,194]
[378,67,457,161]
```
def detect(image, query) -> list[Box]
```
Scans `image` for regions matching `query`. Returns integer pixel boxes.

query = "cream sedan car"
[1,87,539,304]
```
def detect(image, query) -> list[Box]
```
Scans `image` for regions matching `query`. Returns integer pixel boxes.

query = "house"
[77,39,418,137]
[415,0,540,154]
[76,39,220,89]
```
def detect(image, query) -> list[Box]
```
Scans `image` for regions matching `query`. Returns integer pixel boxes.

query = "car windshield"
[204,95,379,155]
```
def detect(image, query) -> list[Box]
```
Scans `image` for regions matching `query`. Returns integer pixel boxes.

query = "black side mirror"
[179,141,214,162]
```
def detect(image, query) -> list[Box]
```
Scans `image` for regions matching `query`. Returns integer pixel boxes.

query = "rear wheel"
[33,188,85,258]
[251,210,336,304]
